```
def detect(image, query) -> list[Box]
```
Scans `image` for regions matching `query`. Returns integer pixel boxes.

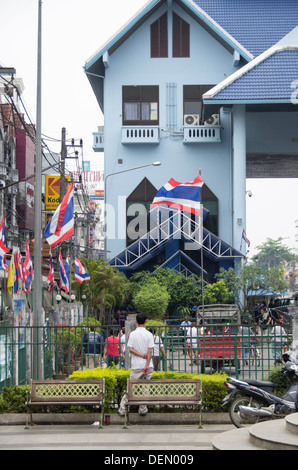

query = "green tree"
[201,279,234,305]
[216,262,288,312]
[252,237,293,269]
[129,268,200,315]
[74,258,129,323]
[132,280,170,320]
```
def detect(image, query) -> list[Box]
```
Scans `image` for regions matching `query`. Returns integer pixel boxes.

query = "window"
[183,85,215,123]
[201,184,218,235]
[126,178,158,246]
[123,86,159,125]
[151,13,168,58]
[173,12,190,57]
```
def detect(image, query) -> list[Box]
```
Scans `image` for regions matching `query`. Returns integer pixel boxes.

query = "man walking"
[118,313,154,416]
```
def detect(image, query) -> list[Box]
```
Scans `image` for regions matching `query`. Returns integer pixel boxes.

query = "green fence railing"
[0,323,293,393]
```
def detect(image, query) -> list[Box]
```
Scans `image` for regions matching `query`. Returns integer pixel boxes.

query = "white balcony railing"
[183,125,221,143]
[121,126,160,144]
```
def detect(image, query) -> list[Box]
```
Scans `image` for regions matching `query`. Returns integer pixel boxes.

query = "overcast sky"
[0,0,297,258]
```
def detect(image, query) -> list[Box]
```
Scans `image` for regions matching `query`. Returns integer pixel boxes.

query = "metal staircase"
[109,207,243,271]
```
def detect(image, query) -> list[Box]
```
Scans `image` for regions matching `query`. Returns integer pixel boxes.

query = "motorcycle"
[223,352,298,428]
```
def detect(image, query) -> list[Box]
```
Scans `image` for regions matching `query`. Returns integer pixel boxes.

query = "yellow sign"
[45,175,71,210]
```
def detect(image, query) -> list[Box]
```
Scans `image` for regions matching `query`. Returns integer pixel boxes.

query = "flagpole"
[33,0,43,380]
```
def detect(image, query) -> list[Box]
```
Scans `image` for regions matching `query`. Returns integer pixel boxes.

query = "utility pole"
[33,0,43,380]
[60,127,67,201]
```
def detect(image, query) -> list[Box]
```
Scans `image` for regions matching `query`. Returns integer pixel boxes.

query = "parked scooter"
[223,352,298,428]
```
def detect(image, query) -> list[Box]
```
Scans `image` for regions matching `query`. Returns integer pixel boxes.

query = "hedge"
[0,366,287,415]
[0,368,228,414]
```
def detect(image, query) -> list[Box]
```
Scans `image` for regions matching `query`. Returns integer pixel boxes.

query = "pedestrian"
[118,313,154,417]
[186,321,198,365]
[83,327,103,369]
[240,324,255,366]
[180,316,191,355]
[149,327,165,371]
[103,328,124,367]
[120,326,126,368]
[270,320,287,363]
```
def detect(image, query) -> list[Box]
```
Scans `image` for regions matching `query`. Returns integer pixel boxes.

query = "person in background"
[120,326,126,368]
[103,328,124,367]
[186,321,198,365]
[83,327,103,368]
[149,327,166,371]
[180,316,191,355]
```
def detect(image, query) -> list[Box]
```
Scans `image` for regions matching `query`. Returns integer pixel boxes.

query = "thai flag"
[242,229,250,247]
[24,241,33,293]
[0,215,9,272]
[44,184,74,247]
[151,175,204,215]
[47,249,55,293]
[59,251,69,293]
[74,257,90,283]
[14,249,22,294]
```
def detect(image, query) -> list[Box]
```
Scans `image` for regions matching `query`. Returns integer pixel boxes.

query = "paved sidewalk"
[0,423,234,451]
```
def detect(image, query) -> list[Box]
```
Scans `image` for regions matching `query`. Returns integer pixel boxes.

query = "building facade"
[85,0,298,279]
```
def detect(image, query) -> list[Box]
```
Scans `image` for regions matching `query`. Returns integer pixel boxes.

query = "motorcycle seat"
[246,379,275,391]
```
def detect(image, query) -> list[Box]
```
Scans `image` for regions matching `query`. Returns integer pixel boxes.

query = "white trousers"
[119,368,153,415]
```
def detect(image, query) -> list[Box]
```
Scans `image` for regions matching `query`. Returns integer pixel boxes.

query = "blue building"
[85,0,298,280]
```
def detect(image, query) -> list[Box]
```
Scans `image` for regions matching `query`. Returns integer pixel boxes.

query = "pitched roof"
[192,0,298,57]
[203,45,298,103]
[85,0,254,71]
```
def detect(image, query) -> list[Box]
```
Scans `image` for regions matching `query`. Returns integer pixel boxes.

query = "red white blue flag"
[0,215,9,272]
[44,184,74,247]
[47,249,55,293]
[74,257,90,283]
[14,249,22,294]
[59,251,69,294]
[242,229,250,247]
[24,241,33,294]
[151,175,204,215]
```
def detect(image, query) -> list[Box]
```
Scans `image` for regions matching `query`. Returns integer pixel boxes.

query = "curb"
[0,412,231,426]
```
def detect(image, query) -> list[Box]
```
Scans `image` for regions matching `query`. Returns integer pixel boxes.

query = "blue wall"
[103,1,242,258]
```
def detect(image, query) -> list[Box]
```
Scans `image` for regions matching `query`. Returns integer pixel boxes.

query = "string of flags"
[0,183,90,296]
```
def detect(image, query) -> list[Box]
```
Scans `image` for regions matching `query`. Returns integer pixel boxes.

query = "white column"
[232,105,247,253]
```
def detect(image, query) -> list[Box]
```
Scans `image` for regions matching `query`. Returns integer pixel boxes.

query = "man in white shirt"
[118,313,154,416]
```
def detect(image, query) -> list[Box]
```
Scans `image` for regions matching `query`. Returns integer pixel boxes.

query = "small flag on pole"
[59,251,69,293]
[74,257,90,283]
[24,241,33,294]
[242,229,250,247]
[0,215,9,272]
[44,184,74,247]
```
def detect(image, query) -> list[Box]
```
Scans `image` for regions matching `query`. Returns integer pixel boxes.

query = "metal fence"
[0,322,293,393]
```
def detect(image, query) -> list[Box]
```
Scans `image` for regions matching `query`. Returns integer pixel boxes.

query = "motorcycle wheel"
[229,396,264,428]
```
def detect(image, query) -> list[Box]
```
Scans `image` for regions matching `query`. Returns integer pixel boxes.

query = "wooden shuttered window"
[173,12,190,58]
[151,13,168,58]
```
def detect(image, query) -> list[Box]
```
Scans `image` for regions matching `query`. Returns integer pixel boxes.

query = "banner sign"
[45,175,71,210]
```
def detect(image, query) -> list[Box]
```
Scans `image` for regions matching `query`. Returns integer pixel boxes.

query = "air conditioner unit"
[204,114,220,126]
[184,114,200,126]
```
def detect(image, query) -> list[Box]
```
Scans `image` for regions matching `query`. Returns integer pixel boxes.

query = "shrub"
[0,385,30,414]
[267,366,290,395]
[70,368,228,412]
